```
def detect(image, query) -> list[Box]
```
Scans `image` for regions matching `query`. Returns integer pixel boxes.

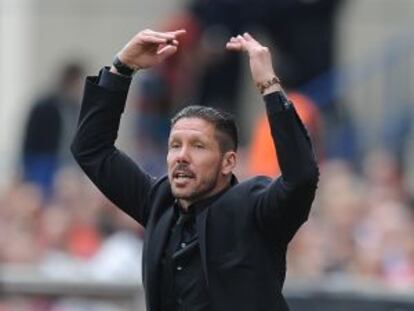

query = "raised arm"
[71,29,186,227]
[226,33,319,245]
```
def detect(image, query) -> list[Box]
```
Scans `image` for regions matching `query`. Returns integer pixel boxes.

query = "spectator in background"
[132,71,172,176]
[287,155,414,287]
[187,0,341,114]
[21,63,84,197]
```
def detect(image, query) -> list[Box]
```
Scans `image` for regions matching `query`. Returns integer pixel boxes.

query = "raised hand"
[113,28,186,73]
[226,33,281,94]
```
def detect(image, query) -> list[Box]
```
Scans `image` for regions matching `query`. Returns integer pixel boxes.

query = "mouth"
[172,170,196,184]
[174,172,195,179]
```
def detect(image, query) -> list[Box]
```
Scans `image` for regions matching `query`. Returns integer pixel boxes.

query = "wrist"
[112,55,138,77]
[262,83,282,95]
[256,76,281,95]
[110,65,122,76]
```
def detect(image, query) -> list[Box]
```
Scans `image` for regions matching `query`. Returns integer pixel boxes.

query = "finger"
[140,34,170,45]
[236,35,250,49]
[166,29,186,37]
[226,42,243,51]
[237,34,247,44]
[243,32,257,43]
[146,29,186,40]
[165,39,179,46]
[144,29,176,40]
[229,35,245,44]
[156,39,179,54]
[156,44,178,62]
[226,34,249,51]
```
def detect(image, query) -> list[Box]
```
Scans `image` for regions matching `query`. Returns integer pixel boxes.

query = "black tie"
[168,212,193,256]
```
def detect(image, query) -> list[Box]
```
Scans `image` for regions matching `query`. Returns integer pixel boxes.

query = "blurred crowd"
[0,168,144,282]
[2,145,414,286]
[1,151,414,309]
[288,152,414,288]
[2,0,414,310]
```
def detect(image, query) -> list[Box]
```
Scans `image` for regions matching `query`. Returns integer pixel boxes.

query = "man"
[71,29,319,311]
[23,62,84,197]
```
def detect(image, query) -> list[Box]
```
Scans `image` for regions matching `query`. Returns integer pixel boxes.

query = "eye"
[169,142,181,149]
[194,143,205,149]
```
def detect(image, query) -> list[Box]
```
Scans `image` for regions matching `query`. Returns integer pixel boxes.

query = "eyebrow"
[169,131,213,146]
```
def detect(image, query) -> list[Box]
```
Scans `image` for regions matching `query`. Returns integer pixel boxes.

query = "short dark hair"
[59,62,84,89]
[171,105,238,152]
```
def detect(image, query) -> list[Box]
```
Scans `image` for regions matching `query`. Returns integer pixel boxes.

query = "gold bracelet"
[256,76,281,94]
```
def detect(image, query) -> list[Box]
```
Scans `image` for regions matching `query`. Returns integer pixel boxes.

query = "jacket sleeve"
[254,91,319,245]
[71,69,155,227]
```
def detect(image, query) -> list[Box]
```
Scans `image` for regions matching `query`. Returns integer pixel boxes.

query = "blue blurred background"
[1,0,414,310]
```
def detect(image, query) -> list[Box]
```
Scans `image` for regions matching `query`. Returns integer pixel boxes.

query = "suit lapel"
[196,207,210,288]
[146,206,175,311]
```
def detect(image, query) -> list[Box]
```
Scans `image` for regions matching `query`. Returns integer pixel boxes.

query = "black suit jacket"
[71,74,319,311]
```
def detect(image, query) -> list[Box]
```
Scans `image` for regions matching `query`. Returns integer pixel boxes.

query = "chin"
[171,188,192,200]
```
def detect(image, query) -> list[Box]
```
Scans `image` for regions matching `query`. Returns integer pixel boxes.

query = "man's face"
[167,117,225,204]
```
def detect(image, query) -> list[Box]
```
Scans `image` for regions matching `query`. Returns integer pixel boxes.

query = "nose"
[176,145,190,163]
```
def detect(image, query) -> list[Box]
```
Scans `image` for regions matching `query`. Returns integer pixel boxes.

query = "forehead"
[170,117,215,138]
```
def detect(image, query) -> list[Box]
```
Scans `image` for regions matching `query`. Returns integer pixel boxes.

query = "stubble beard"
[172,168,221,203]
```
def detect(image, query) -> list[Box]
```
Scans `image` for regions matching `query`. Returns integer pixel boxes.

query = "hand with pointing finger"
[111,28,186,74]
[226,33,281,95]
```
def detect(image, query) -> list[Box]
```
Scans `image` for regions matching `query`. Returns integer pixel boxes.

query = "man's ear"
[221,151,237,175]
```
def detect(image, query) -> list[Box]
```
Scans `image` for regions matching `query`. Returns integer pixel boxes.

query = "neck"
[179,200,192,211]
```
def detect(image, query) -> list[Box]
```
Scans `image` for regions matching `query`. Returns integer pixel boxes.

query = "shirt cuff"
[263,91,291,114]
[98,66,132,92]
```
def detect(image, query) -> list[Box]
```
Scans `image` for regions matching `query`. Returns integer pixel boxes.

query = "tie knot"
[177,212,193,226]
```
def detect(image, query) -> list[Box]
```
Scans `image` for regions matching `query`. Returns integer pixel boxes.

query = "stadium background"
[1,0,414,310]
